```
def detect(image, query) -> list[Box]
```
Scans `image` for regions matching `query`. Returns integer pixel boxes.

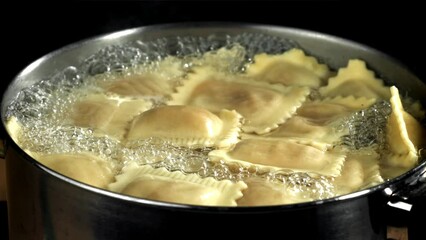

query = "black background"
[2,1,426,97]
[1,1,425,239]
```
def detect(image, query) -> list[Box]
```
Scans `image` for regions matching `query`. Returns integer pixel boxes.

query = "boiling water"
[6,34,420,203]
[340,101,391,150]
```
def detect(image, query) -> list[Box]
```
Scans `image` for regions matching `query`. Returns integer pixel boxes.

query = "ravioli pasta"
[245,48,331,87]
[72,94,151,139]
[333,150,383,195]
[295,96,376,124]
[109,163,247,206]
[237,178,312,206]
[385,86,426,168]
[264,116,346,145]
[126,105,242,148]
[265,96,377,144]
[103,73,172,97]
[169,67,310,134]
[101,56,185,97]
[37,153,115,189]
[209,137,345,176]
[5,45,426,207]
[319,60,390,99]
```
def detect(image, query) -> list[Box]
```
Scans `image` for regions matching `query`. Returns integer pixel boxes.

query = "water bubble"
[229,33,299,59]
[340,101,391,150]
[83,45,143,76]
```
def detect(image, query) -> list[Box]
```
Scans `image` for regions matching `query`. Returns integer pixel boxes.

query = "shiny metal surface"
[1,23,426,240]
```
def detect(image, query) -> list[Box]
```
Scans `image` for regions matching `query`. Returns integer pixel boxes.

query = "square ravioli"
[126,105,242,148]
[237,177,313,206]
[319,60,390,99]
[209,137,345,177]
[71,94,152,139]
[169,67,310,134]
[245,48,331,88]
[36,152,115,189]
[109,163,247,206]
[333,149,383,195]
[8,40,426,207]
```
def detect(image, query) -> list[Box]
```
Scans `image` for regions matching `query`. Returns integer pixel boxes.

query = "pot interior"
[2,23,426,208]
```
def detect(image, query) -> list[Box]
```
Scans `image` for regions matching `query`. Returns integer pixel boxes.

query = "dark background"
[2,1,426,97]
[1,1,425,239]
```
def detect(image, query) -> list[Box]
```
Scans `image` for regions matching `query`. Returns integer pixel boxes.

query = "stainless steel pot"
[1,23,425,240]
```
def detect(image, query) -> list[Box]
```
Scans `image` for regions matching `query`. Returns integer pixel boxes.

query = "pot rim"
[2,22,425,212]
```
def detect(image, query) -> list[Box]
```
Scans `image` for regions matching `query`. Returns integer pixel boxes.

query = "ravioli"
[169,67,310,134]
[72,94,152,139]
[5,117,39,159]
[379,165,413,180]
[126,105,242,148]
[385,86,426,168]
[103,73,172,97]
[265,116,346,145]
[102,56,184,97]
[5,116,22,145]
[319,60,390,99]
[237,178,311,206]
[246,48,330,87]
[7,43,426,207]
[296,96,376,125]
[209,137,345,176]
[333,150,383,195]
[108,163,247,206]
[37,152,115,189]
[189,45,247,72]
[266,95,376,142]
[72,94,118,129]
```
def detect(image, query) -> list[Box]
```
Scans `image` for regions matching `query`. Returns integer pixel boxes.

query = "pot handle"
[386,168,426,240]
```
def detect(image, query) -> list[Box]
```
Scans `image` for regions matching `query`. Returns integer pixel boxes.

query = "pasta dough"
[333,150,383,195]
[237,178,311,206]
[37,153,115,189]
[296,96,376,125]
[109,163,247,206]
[246,48,330,87]
[72,94,151,139]
[319,60,390,99]
[385,86,426,168]
[104,73,172,97]
[102,56,184,97]
[169,67,310,134]
[268,96,377,143]
[126,105,242,148]
[209,137,345,176]
[265,116,346,145]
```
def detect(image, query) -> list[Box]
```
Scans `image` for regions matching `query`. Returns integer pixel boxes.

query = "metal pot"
[1,23,425,240]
